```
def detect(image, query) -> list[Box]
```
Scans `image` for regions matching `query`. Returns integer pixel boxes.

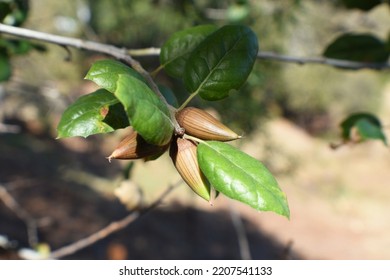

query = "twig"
[131,48,390,70]
[228,202,251,260]
[0,123,21,133]
[256,51,390,70]
[0,24,168,109]
[48,181,180,259]
[0,183,39,248]
[128,47,160,57]
[123,48,390,71]
[0,23,185,134]
[0,23,388,76]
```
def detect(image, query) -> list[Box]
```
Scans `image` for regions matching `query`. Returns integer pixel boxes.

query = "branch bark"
[47,181,179,259]
[0,23,185,133]
[0,183,39,248]
[256,51,390,70]
[1,23,389,73]
[130,48,390,70]
[0,24,173,111]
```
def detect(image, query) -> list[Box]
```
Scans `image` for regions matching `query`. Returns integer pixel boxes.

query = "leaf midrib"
[203,142,284,207]
[191,32,247,96]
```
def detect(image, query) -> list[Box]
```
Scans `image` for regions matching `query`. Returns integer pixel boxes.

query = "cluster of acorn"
[107,107,240,202]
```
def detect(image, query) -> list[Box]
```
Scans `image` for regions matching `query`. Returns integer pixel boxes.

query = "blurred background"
[1,0,390,259]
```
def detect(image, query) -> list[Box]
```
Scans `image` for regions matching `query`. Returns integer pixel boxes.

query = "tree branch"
[128,48,390,71]
[1,23,388,73]
[256,51,390,70]
[228,202,251,260]
[0,183,39,248]
[47,180,180,260]
[0,24,170,108]
[0,23,185,134]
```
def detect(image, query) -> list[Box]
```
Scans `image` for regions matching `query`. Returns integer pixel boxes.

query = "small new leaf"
[197,141,290,218]
[57,89,129,138]
[183,25,259,101]
[85,59,144,93]
[115,74,174,146]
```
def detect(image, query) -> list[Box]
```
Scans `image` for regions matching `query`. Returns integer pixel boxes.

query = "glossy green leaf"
[197,141,290,218]
[0,51,11,81]
[323,33,389,63]
[160,25,217,79]
[184,25,259,101]
[340,113,387,145]
[85,59,144,93]
[340,0,381,11]
[57,89,129,138]
[115,74,173,146]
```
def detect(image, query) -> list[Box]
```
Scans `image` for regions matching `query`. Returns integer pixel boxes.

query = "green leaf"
[115,74,173,146]
[197,141,290,218]
[323,33,389,63]
[340,113,387,145]
[57,89,129,138]
[355,118,387,145]
[340,0,381,11]
[183,25,259,101]
[85,59,144,93]
[160,24,217,79]
[0,51,11,81]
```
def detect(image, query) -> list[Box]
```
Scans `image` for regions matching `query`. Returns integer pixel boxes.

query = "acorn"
[170,137,210,201]
[176,107,240,141]
[108,128,168,161]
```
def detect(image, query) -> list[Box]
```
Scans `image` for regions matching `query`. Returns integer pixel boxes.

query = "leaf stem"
[150,64,164,78]
[178,90,198,111]
[183,134,205,144]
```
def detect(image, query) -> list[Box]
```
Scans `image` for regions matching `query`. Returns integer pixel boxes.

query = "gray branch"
[256,51,390,70]
[0,23,169,110]
[1,23,389,71]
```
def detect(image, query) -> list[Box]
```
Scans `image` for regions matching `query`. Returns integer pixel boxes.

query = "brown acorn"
[176,107,240,141]
[108,128,168,161]
[170,137,210,201]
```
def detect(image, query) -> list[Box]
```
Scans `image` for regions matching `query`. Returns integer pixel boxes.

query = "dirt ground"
[1,85,390,260]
